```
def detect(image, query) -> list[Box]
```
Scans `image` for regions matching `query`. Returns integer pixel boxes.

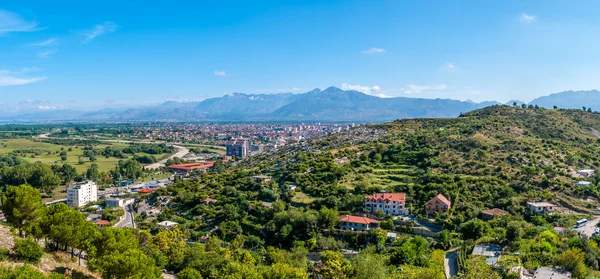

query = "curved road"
[144,145,189,170]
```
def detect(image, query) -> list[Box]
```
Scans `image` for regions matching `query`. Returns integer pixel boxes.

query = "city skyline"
[3,1,600,111]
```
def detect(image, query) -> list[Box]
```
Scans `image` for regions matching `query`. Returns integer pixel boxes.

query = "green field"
[0,138,171,173]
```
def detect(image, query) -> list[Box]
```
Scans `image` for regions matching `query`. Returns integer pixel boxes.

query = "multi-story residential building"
[425,194,451,214]
[226,138,250,158]
[365,193,408,216]
[338,215,380,231]
[67,181,98,208]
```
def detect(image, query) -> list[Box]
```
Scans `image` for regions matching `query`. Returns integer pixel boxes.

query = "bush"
[13,238,43,264]
[0,248,9,261]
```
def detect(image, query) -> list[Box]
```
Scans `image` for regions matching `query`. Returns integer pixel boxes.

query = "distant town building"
[481,208,507,220]
[67,181,98,208]
[226,138,250,158]
[339,215,380,231]
[527,202,556,214]
[365,193,409,216]
[426,194,451,214]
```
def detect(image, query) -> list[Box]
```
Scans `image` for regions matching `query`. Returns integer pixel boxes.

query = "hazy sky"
[2,0,600,111]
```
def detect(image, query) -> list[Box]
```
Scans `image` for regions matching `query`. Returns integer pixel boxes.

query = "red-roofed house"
[365,193,409,216]
[339,215,380,231]
[137,187,156,194]
[481,208,507,220]
[168,161,215,174]
[95,220,110,227]
[426,194,451,214]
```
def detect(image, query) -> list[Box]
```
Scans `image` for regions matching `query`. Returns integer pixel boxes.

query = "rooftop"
[482,208,507,216]
[527,202,556,207]
[532,267,572,279]
[339,215,379,225]
[168,161,215,171]
[472,244,502,257]
[365,193,405,203]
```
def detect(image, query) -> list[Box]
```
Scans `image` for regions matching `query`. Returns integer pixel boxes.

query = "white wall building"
[365,193,409,216]
[67,181,98,208]
[527,202,556,214]
[106,198,134,208]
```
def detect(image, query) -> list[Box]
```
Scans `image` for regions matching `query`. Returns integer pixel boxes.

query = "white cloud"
[443,63,456,71]
[38,50,57,58]
[519,12,536,23]
[0,68,45,87]
[0,10,40,34]
[38,105,64,110]
[27,38,58,47]
[341,83,391,98]
[402,84,447,94]
[362,47,386,54]
[77,22,118,43]
[214,71,228,77]
[0,76,46,87]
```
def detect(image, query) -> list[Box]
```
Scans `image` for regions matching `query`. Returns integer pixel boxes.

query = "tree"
[457,257,500,279]
[0,265,60,279]
[29,162,61,195]
[521,103,527,109]
[318,250,352,279]
[57,164,77,182]
[583,106,587,111]
[94,249,161,279]
[177,268,203,279]
[460,219,491,240]
[318,207,339,230]
[588,108,592,112]
[13,238,44,264]
[553,105,558,109]
[506,221,523,242]
[117,159,143,180]
[512,102,517,107]
[351,252,391,279]
[556,248,589,278]
[86,163,100,181]
[1,185,44,236]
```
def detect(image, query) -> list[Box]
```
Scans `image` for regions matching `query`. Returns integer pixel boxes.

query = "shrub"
[13,238,43,264]
[0,248,9,261]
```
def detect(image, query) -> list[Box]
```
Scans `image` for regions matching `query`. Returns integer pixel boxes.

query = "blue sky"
[2,0,600,111]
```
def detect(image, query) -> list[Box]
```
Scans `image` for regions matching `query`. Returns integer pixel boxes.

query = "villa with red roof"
[339,215,380,231]
[426,194,451,214]
[365,193,409,216]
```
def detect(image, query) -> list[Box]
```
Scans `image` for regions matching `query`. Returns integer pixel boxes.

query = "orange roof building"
[339,215,380,231]
[95,220,110,227]
[365,193,409,216]
[168,161,215,173]
[426,194,451,214]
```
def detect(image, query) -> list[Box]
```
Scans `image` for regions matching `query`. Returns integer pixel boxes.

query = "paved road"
[115,205,135,228]
[577,217,600,237]
[444,249,458,279]
[144,145,189,170]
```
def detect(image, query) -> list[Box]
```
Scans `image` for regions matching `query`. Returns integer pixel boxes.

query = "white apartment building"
[365,193,409,216]
[67,181,98,208]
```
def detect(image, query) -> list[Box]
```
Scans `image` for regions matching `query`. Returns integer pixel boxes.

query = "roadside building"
[95,220,110,227]
[425,194,451,214]
[67,181,98,208]
[365,193,409,216]
[527,202,556,214]
[106,198,134,208]
[338,215,380,231]
[481,208,507,220]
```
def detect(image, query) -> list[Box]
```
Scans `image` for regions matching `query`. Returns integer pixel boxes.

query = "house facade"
[67,181,98,208]
[527,202,556,214]
[338,215,380,231]
[425,194,451,214]
[365,193,409,216]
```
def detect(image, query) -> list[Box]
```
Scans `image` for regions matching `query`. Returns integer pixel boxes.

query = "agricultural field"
[0,138,172,172]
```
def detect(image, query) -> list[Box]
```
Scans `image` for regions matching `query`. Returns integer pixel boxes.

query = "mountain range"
[2,87,600,122]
